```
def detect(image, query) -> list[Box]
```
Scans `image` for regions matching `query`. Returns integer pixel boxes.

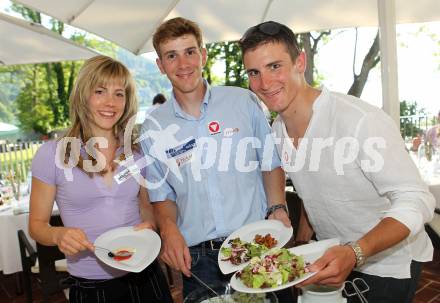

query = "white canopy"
[14,0,440,55]
[14,0,440,125]
[0,122,19,137]
[0,12,98,66]
[0,122,18,132]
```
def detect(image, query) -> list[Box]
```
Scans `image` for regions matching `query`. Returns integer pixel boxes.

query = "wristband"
[265,204,288,219]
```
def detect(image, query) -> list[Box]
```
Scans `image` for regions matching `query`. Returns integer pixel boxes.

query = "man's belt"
[190,237,227,250]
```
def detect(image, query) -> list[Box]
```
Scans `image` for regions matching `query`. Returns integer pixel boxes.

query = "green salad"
[236,248,307,289]
[200,293,266,303]
[221,234,277,266]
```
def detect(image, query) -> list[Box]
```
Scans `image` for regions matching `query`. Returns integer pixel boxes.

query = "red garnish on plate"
[113,249,133,261]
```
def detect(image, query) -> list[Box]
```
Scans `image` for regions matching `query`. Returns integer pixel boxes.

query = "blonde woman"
[29,55,173,303]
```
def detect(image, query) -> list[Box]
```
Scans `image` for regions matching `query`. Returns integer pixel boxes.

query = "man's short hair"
[153,17,203,57]
[239,21,301,62]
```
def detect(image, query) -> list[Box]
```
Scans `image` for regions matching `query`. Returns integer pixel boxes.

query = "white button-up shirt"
[272,87,435,279]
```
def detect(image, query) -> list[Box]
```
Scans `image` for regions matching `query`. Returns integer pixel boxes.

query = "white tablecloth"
[409,151,440,209]
[0,196,58,275]
[0,197,32,274]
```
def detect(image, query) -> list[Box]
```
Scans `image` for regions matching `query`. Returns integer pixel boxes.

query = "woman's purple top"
[32,140,143,279]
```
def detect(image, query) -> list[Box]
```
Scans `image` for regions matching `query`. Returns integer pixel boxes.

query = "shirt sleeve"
[31,141,57,185]
[139,122,177,202]
[248,92,281,171]
[357,111,435,236]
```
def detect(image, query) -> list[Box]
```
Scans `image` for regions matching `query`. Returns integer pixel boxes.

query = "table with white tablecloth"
[0,196,58,275]
[409,151,440,209]
[0,206,32,274]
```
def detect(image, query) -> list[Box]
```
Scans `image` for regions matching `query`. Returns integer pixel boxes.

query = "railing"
[0,140,43,182]
[400,114,437,140]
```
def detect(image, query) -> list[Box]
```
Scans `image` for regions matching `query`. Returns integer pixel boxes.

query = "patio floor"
[0,248,438,303]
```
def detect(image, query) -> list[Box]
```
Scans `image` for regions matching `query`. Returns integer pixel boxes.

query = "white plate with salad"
[229,247,315,293]
[218,220,293,274]
[229,238,340,293]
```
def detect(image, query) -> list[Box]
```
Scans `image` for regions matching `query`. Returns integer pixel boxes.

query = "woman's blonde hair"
[62,55,138,175]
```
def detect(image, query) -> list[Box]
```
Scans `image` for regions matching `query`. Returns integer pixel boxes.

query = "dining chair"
[17,215,69,303]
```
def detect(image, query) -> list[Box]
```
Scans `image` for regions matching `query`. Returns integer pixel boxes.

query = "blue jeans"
[345,260,422,303]
[183,245,229,298]
[183,245,295,302]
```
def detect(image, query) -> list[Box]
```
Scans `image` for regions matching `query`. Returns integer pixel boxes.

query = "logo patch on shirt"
[166,139,197,167]
[283,151,290,164]
[223,127,239,137]
[208,121,221,135]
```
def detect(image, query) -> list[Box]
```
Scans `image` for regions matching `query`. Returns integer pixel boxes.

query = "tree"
[0,66,20,123]
[299,29,380,98]
[347,30,380,97]
[204,41,248,88]
[400,100,427,138]
[204,43,223,85]
[8,4,79,133]
[4,4,124,134]
[299,31,331,86]
[203,28,380,101]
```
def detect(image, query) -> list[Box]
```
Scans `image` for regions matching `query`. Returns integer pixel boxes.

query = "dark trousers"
[67,260,173,303]
[345,260,422,303]
[183,244,294,303]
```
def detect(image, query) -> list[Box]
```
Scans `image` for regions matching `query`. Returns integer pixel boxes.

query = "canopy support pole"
[378,0,400,127]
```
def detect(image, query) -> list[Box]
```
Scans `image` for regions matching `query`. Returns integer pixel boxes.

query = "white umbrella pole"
[378,0,400,127]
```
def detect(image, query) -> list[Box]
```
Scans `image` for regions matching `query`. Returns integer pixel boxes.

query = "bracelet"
[265,204,288,219]
[345,241,366,268]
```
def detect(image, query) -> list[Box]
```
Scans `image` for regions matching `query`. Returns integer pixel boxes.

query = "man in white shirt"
[239,21,436,303]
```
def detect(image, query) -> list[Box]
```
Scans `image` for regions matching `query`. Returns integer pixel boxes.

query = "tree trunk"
[300,33,314,85]
[66,62,77,118]
[224,43,231,85]
[299,31,331,86]
[44,63,59,125]
[53,63,68,123]
[348,31,380,97]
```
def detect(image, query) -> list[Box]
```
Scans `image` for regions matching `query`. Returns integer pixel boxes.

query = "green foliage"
[0,66,21,123]
[116,49,171,107]
[0,3,171,135]
[0,102,15,123]
[204,42,223,84]
[400,100,427,138]
[203,41,248,88]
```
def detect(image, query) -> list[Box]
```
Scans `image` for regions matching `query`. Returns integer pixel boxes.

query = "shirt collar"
[171,79,211,121]
[312,86,329,111]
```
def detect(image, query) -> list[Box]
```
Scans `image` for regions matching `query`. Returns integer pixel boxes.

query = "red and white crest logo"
[208,121,220,134]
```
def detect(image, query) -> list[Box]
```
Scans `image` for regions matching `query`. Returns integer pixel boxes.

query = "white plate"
[218,219,293,274]
[200,294,273,303]
[94,226,161,273]
[298,296,347,303]
[229,238,340,294]
[289,238,340,263]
